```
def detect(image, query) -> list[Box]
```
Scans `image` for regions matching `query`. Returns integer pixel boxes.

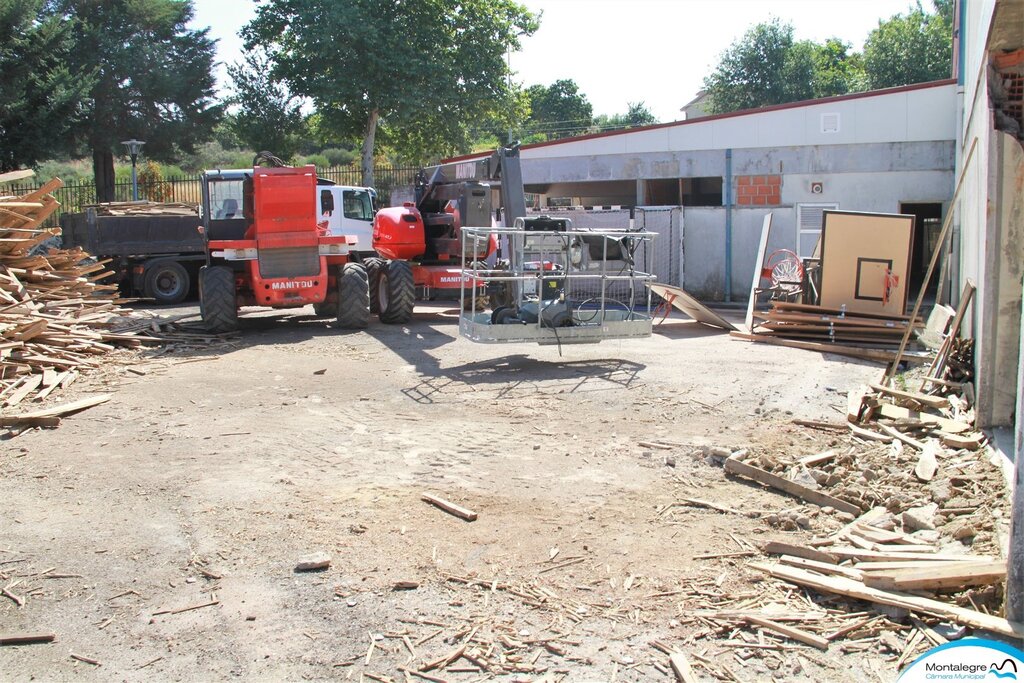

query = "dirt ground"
[2,302,902,681]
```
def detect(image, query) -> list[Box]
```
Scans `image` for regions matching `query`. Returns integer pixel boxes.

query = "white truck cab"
[315,185,377,259]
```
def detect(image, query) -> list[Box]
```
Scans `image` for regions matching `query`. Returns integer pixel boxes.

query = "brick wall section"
[736,175,781,206]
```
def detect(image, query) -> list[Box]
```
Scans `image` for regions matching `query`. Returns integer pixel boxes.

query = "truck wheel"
[336,263,370,329]
[145,260,190,305]
[378,260,415,324]
[363,257,383,314]
[199,266,238,333]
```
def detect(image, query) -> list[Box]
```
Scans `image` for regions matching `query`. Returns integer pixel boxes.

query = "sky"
[191,0,920,123]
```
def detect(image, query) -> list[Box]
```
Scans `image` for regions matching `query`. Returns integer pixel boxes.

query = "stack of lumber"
[732,301,930,364]
[85,201,198,217]
[751,301,922,346]
[753,507,1020,640]
[1,173,224,414]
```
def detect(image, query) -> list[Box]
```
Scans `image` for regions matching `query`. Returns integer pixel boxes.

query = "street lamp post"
[121,139,145,201]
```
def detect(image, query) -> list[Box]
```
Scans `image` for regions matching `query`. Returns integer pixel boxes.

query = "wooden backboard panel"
[819,211,914,316]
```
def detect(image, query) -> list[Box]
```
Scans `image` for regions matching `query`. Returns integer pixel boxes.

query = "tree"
[704,20,814,114]
[56,0,222,201]
[0,0,93,172]
[811,38,866,98]
[524,79,593,140]
[863,1,953,89]
[227,51,307,161]
[243,0,538,187]
[592,101,658,133]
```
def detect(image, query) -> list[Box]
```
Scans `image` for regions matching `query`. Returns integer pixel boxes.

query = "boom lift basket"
[458,218,657,345]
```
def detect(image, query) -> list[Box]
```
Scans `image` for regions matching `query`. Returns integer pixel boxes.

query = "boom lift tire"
[336,263,370,329]
[199,265,238,333]
[145,259,190,304]
[378,259,415,324]
[363,257,384,314]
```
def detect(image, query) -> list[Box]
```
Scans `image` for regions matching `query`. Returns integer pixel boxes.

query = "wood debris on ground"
[1,173,231,429]
[84,200,198,217]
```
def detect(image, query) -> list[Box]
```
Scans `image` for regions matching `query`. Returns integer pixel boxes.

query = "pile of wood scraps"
[1,172,231,427]
[85,201,198,217]
[753,504,1021,643]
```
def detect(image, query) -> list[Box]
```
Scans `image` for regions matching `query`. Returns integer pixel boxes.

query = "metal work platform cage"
[458,218,657,345]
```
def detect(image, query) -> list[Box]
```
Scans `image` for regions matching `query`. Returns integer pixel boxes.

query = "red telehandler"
[198,160,373,332]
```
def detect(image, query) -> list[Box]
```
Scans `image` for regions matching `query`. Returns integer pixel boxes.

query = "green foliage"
[811,38,867,97]
[0,0,94,171]
[702,4,950,115]
[322,148,358,167]
[298,153,330,169]
[592,102,658,133]
[226,50,306,161]
[863,1,953,89]
[243,0,538,184]
[57,0,223,160]
[524,79,594,139]
[138,160,172,201]
[703,19,818,114]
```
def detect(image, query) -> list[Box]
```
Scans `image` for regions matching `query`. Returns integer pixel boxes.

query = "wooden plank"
[723,456,862,516]
[3,374,42,406]
[648,283,737,332]
[743,615,830,650]
[847,386,867,423]
[669,652,700,683]
[771,300,918,322]
[745,213,773,332]
[421,493,478,522]
[0,393,110,425]
[752,560,1024,639]
[847,421,892,442]
[0,169,36,183]
[777,555,864,581]
[941,432,985,450]
[877,404,969,434]
[763,541,837,565]
[868,382,949,409]
[797,449,837,466]
[0,632,55,646]
[730,331,917,364]
[828,547,994,563]
[876,423,926,450]
[861,560,1007,591]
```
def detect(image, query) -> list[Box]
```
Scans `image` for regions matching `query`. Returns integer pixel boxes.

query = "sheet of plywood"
[818,211,914,316]
[648,283,737,332]
[745,213,773,332]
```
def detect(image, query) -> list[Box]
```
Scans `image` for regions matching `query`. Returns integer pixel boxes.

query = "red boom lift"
[198,163,372,332]
[370,146,526,316]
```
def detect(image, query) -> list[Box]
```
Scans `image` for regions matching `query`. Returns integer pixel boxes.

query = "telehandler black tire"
[199,265,238,333]
[336,263,370,329]
[363,257,384,314]
[378,260,415,324]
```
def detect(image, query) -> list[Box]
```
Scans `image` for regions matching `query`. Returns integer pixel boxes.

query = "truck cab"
[315,185,378,260]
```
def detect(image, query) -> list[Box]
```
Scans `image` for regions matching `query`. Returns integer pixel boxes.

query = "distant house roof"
[444,79,957,164]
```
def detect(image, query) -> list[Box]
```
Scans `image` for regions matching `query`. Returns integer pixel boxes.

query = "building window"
[645,177,723,206]
[797,202,838,257]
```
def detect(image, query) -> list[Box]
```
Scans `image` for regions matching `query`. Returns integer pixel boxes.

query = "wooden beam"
[743,615,830,650]
[669,652,699,683]
[861,560,1006,591]
[752,561,1024,639]
[724,456,861,516]
[421,493,478,522]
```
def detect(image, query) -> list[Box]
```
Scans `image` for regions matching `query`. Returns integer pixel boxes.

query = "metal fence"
[0,164,420,228]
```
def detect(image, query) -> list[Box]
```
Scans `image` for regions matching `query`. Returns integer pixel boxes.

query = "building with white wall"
[952,0,1022,429]
[448,80,957,301]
